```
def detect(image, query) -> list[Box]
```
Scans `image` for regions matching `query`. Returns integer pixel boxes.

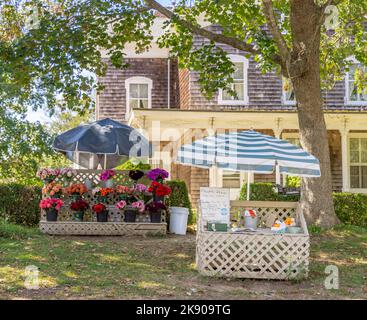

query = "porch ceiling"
[128,108,367,134]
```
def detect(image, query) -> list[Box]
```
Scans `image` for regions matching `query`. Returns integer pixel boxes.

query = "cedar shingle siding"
[96,24,356,199]
[97,58,179,122]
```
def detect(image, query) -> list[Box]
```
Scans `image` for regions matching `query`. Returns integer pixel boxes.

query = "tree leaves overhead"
[1,0,366,109]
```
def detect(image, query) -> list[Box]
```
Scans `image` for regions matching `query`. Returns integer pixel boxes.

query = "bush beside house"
[0,184,41,227]
[239,182,367,227]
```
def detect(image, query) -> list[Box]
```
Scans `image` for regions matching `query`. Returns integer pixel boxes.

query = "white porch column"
[273,126,283,186]
[340,127,350,192]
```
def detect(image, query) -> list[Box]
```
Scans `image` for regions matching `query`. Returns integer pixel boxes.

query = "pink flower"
[39,198,64,211]
[116,200,127,210]
[134,184,147,193]
[132,200,145,213]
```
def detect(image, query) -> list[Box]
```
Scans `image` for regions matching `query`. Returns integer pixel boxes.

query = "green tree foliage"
[1,0,366,226]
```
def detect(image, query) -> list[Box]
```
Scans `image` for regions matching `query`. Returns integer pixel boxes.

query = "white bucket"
[169,207,189,235]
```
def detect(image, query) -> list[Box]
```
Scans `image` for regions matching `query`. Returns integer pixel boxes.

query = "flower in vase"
[39,198,64,211]
[115,200,127,210]
[70,199,89,212]
[99,169,116,181]
[134,183,147,193]
[129,170,145,181]
[146,168,169,181]
[92,203,107,214]
[131,200,145,213]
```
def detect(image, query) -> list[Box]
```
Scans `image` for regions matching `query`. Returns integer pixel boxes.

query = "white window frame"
[344,58,367,106]
[218,55,249,105]
[125,77,153,118]
[347,133,367,193]
[282,77,296,105]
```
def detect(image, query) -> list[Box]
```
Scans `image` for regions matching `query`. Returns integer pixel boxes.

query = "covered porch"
[128,108,367,205]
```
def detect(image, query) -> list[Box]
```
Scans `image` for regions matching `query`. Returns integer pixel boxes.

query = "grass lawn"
[0,222,366,299]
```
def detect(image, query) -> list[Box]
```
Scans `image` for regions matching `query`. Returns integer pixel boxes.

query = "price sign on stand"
[200,187,230,224]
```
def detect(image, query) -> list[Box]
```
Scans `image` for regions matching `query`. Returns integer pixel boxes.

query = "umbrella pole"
[104,154,107,170]
[246,172,251,201]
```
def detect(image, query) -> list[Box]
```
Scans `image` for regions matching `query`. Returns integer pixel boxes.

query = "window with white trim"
[125,77,152,116]
[218,55,248,105]
[345,63,367,105]
[282,77,296,105]
[222,171,241,188]
[349,136,367,189]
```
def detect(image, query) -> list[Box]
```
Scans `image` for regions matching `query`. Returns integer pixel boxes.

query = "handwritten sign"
[200,187,230,223]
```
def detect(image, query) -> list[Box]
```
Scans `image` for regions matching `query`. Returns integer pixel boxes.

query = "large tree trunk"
[290,0,339,227]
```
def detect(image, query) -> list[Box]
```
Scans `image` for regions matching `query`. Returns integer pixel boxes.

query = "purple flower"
[99,169,116,181]
[134,184,147,193]
[146,201,167,213]
[146,168,169,181]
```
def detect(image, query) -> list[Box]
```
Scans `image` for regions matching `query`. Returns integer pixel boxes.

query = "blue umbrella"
[176,130,320,200]
[53,118,151,169]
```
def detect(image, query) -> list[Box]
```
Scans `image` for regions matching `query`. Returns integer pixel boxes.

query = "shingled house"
[96,15,367,206]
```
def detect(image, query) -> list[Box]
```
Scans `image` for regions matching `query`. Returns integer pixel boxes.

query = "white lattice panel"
[40,222,167,236]
[197,201,309,280]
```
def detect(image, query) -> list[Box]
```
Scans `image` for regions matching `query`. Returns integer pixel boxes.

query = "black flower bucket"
[73,211,84,222]
[46,208,58,222]
[150,211,162,223]
[96,210,108,222]
[124,208,137,222]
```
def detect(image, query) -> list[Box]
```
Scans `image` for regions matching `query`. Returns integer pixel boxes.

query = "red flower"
[148,181,171,197]
[70,199,89,211]
[92,203,106,214]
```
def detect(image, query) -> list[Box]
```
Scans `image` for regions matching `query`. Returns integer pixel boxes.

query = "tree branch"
[144,0,260,55]
[262,0,290,63]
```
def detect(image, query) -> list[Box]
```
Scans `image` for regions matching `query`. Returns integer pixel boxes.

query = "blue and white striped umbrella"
[176,130,320,177]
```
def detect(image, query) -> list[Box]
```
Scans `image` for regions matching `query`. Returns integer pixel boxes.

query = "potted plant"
[70,199,89,221]
[146,168,169,183]
[36,168,61,184]
[129,170,145,185]
[99,169,116,188]
[39,198,64,221]
[92,203,108,222]
[60,167,77,185]
[92,187,114,203]
[146,201,167,223]
[115,185,133,201]
[115,195,146,223]
[148,181,172,202]
[42,182,63,198]
[64,183,88,200]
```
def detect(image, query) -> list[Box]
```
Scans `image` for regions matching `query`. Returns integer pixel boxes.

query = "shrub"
[239,182,299,202]
[0,184,41,227]
[333,193,367,227]
[166,180,194,224]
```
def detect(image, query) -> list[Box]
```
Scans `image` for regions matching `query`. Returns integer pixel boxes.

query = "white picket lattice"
[40,221,167,236]
[196,201,309,280]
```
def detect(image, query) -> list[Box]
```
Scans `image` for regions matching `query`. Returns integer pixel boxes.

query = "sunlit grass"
[0,221,366,299]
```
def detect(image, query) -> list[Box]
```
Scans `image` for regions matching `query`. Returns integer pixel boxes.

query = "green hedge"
[333,193,367,227]
[166,180,194,224]
[0,184,41,227]
[239,182,299,202]
[239,182,367,227]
